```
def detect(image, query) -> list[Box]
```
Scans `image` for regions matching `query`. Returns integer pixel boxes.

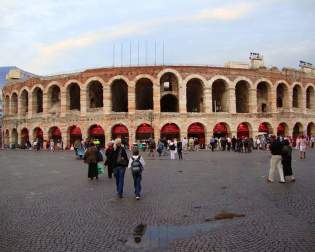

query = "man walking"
[268,137,285,183]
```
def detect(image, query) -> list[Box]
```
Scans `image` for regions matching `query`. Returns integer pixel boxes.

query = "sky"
[0,0,315,75]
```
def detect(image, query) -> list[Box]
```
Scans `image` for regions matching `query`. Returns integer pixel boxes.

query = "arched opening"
[235,81,250,113]
[187,123,205,148]
[88,81,103,109]
[111,79,128,112]
[160,94,179,112]
[20,90,29,116]
[306,86,315,109]
[160,123,180,140]
[257,82,270,112]
[32,88,43,113]
[293,122,303,137]
[307,122,315,136]
[276,83,289,108]
[88,124,105,147]
[47,85,61,113]
[237,122,252,138]
[258,122,273,134]
[292,85,302,108]
[136,123,154,141]
[160,72,179,93]
[186,79,204,112]
[67,83,80,111]
[11,93,18,115]
[212,79,229,112]
[136,78,153,110]
[21,128,29,147]
[277,123,289,137]
[68,125,82,146]
[5,129,10,146]
[112,124,129,146]
[4,95,10,115]
[33,127,43,147]
[48,126,62,144]
[213,122,230,138]
[11,128,18,146]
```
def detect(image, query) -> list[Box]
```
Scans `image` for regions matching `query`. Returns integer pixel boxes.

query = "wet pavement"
[0,149,315,251]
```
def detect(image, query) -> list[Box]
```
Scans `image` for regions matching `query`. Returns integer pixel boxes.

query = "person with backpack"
[128,148,145,200]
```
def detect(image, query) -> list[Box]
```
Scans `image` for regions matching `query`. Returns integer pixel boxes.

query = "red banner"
[112,124,128,134]
[70,126,82,135]
[161,123,180,133]
[188,123,204,134]
[137,124,153,134]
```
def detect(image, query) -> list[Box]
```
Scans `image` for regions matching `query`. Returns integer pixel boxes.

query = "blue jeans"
[114,166,126,195]
[133,174,142,197]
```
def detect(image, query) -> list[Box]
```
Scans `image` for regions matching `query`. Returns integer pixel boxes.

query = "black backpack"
[131,156,143,175]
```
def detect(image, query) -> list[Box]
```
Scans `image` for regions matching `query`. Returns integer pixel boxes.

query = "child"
[128,148,145,200]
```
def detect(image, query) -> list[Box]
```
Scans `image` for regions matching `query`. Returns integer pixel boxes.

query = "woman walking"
[84,142,101,180]
[105,142,115,179]
[299,136,307,159]
[128,148,145,200]
[281,139,295,182]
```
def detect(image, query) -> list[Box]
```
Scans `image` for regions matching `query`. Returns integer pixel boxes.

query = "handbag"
[116,148,128,166]
[97,162,105,174]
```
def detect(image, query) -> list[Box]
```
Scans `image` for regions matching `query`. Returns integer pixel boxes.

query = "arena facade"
[2,61,315,148]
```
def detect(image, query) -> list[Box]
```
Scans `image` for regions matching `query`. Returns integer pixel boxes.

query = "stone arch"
[88,124,105,146]
[276,82,289,109]
[111,124,129,145]
[136,78,153,110]
[20,89,29,115]
[160,94,179,112]
[307,122,315,136]
[237,122,253,138]
[66,82,81,111]
[136,123,154,141]
[213,122,231,137]
[256,80,272,112]
[11,92,18,115]
[32,87,43,113]
[277,122,289,136]
[48,126,62,143]
[235,80,250,113]
[4,95,10,115]
[306,85,315,109]
[293,122,304,137]
[47,85,61,113]
[186,78,204,112]
[111,79,128,112]
[258,122,273,134]
[232,77,254,89]
[68,125,82,146]
[211,79,229,112]
[87,80,103,109]
[134,74,156,85]
[209,75,232,89]
[11,128,18,145]
[160,123,180,140]
[292,83,303,108]
[187,122,206,148]
[21,128,29,146]
[157,68,182,83]
[33,127,43,142]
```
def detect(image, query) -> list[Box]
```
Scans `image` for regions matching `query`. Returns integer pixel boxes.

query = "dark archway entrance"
[188,123,205,148]
[276,83,289,109]
[161,123,180,140]
[136,78,153,110]
[307,122,315,136]
[212,79,229,112]
[88,125,105,147]
[258,122,272,134]
[136,123,154,141]
[111,80,128,112]
[235,81,249,113]
[213,122,229,138]
[160,94,179,112]
[112,124,129,146]
[293,123,303,137]
[20,90,29,116]
[277,123,288,137]
[257,82,270,112]
[69,126,82,146]
[88,81,103,108]
[186,79,204,112]
[33,88,43,113]
[21,128,29,147]
[237,123,250,138]
[68,83,80,111]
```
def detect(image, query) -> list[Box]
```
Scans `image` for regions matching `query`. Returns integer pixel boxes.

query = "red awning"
[137,124,153,134]
[52,127,61,137]
[89,125,104,135]
[112,124,128,134]
[277,124,285,133]
[188,123,204,134]
[213,123,227,133]
[70,126,82,135]
[35,128,43,137]
[258,123,269,133]
[161,123,180,134]
[237,123,249,132]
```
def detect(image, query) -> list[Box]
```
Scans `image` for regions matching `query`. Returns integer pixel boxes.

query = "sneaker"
[136,196,140,200]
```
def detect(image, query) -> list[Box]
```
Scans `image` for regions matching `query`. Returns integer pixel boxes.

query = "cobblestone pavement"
[0,149,315,252]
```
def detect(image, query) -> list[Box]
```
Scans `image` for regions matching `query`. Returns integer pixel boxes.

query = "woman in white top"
[128,148,145,200]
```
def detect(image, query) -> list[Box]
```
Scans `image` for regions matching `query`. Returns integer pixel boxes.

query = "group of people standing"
[83,138,145,200]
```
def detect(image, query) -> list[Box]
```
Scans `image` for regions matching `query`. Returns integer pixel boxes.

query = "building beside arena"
[2,56,315,148]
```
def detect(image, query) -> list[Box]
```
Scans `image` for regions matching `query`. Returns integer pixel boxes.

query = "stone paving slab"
[0,149,314,251]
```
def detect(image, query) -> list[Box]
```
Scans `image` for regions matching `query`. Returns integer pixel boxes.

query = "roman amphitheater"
[2,58,315,148]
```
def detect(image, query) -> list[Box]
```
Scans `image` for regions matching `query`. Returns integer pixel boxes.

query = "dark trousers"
[88,163,98,179]
[132,174,142,197]
[107,165,113,178]
[114,166,126,195]
[178,150,183,159]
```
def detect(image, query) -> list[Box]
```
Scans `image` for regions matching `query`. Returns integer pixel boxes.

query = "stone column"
[80,88,87,117]
[43,92,48,116]
[128,82,136,113]
[204,87,211,113]
[302,89,307,114]
[249,88,257,113]
[229,88,236,114]
[103,85,111,114]
[60,90,66,117]
[153,80,160,113]
[179,80,186,114]
[28,93,33,119]
[270,87,277,113]
[61,127,68,148]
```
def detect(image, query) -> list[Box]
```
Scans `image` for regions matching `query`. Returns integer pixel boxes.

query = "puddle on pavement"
[125,222,222,250]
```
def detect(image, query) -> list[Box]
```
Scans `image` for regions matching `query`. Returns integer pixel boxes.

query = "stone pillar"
[103,85,111,114]
[153,80,160,113]
[61,128,68,148]
[60,90,66,117]
[80,88,87,117]
[28,93,33,119]
[271,87,277,113]
[229,88,236,114]
[128,82,136,113]
[204,87,211,113]
[302,89,307,114]
[249,88,257,113]
[179,80,186,114]
[43,92,48,116]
